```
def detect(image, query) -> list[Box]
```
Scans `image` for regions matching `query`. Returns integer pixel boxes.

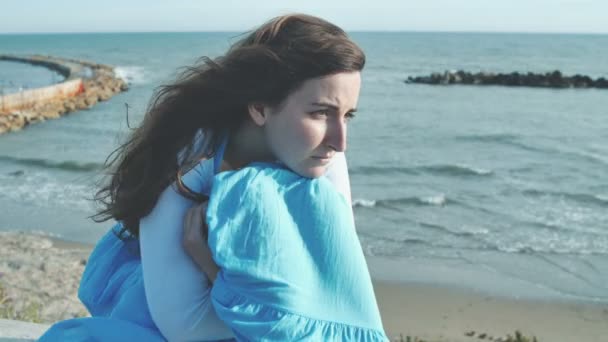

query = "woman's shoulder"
[178,157,216,195]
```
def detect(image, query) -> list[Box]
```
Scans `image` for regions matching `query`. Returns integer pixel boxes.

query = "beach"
[0,232,89,323]
[1,231,606,341]
[375,282,608,341]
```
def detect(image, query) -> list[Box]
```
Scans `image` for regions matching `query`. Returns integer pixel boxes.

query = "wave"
[453,133,554,154]
[360,232,608,257]
[350,166,419,176]
[455,135,608,168]
[420,164,493,177]
[522,189,608,207]
[454,133,520,144]
[114,66,147,85]
[418,221,489,238]
[358,232,430,246]
[350,164,493,177]
[353,194,450,208]
[493,241,608,256]
[0,155,103,172]
[0,173,96,212]
[352,198,377,207]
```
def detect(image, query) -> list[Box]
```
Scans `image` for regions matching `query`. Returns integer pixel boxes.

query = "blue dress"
[40,162,388,341]
[206,163,388,341]
[39,224,167,341]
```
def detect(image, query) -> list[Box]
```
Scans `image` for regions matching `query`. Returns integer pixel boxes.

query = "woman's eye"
[345,112,356,120]
[311,110,329,117]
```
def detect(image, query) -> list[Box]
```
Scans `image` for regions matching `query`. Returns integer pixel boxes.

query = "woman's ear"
[248,103,267,126]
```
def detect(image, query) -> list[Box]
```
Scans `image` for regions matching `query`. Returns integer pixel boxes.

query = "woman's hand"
[183,201,220,283]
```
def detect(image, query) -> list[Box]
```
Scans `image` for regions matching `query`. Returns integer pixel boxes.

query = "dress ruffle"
[212,280,389,341]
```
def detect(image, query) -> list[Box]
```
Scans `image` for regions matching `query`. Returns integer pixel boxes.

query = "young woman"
[41,14,386,341]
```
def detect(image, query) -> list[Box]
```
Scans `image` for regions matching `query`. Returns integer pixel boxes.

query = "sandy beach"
[0,232,90,323]
[1,231,607,341]
[376,282,608,341]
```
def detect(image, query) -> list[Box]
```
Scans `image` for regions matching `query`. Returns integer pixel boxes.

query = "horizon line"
[1,29,607,36]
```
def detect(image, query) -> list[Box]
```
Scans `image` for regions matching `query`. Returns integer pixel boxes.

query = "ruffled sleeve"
[206,164,388,341]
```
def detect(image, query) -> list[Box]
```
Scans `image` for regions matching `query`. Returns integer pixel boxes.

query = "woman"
[41,13,384,341]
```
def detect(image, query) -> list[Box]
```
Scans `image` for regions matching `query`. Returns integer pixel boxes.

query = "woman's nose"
[326,120,347,152]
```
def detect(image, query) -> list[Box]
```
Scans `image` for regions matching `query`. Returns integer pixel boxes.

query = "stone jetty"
[0,55,128,134]
[406,70,608,89]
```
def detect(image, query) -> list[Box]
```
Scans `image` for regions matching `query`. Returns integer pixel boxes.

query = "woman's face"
[257,72,361,178]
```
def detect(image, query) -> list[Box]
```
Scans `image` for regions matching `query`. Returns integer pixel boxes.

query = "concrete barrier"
[0,79,84,113]
[0,319,49,341]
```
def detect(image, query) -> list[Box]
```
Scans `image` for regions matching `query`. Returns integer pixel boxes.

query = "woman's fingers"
[183,204,198,249]
[182,201,219,283]
[183,202,206,246]
[198,201,209,239]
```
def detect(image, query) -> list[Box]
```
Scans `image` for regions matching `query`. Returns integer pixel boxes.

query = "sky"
[1,0,607,34]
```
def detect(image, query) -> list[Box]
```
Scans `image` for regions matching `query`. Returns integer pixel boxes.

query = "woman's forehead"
[289,72,361,107]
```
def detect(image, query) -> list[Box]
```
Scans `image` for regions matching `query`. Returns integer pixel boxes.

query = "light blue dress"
[39,161,387,341]
[207,163,388,341]
[39,224,167,341]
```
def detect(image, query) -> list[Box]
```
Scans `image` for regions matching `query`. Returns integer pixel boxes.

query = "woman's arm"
[139,162,233,341]
[181,152,354,283]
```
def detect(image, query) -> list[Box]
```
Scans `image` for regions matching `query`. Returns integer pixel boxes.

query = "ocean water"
[1,32,607,303]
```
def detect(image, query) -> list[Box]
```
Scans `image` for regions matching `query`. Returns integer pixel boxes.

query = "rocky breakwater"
[0,54,128,134]
[406,70,608,89]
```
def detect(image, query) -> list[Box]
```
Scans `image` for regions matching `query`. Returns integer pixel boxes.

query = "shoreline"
[1,231,607,341]
[366,254,608,306]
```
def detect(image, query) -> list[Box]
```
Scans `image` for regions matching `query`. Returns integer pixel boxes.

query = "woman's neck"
[222,122,273,171]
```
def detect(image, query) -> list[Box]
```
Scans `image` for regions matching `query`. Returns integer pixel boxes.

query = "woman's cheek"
[296,119,325,147]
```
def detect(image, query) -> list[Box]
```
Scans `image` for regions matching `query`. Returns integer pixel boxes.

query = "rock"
[64,101,77,112]
[41,109,60,119]
[595,77,608,88]
[97,89,113,101]
[84,95,98,107]
[7,261,22,270]
[406,70,608,89]
[9,116,25,130]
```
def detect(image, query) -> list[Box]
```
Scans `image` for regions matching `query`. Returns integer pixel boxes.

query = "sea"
[1,32,607,304]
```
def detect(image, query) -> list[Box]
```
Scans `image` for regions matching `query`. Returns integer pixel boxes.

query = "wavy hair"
[93,14,366,237]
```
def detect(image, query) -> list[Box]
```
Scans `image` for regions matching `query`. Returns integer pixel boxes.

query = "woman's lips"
[311,155,334,162]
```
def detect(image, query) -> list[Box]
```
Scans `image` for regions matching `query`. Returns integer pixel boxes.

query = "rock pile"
[406,70,608,89]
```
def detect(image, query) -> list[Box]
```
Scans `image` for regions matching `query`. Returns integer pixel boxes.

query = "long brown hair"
[93,14,366,237]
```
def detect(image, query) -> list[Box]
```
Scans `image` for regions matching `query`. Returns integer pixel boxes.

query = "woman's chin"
[292,165,327,179]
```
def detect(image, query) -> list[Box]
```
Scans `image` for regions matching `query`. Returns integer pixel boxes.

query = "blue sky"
[1,0,607,34]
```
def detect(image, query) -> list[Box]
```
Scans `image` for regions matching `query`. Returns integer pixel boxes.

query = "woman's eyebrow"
[311,101,357,112]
